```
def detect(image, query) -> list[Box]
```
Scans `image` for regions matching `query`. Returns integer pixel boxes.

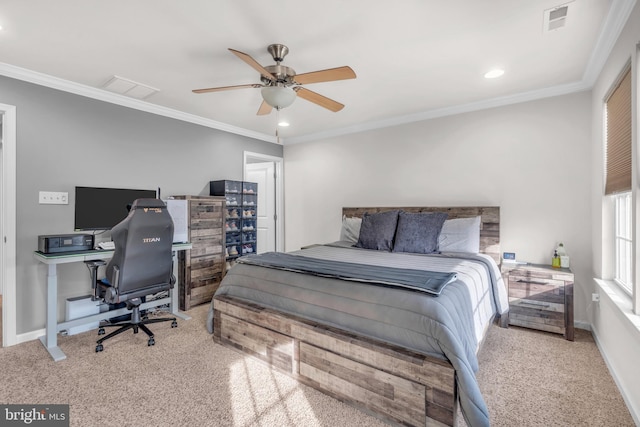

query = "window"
[605,65,633,298]
[614,192,632,294]
[604,67,631,196]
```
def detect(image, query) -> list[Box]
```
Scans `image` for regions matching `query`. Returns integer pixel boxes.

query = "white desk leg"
[38,263,66,361]
[171,253,191,321]
[170,288,191,321]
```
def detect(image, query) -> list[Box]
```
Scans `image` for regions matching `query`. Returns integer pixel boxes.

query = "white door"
[245,162,275,253]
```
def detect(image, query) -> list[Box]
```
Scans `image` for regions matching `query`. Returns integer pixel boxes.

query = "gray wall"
[0,76,282,334]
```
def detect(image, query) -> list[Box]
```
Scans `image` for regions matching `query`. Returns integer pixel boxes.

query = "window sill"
[594,278,640,338]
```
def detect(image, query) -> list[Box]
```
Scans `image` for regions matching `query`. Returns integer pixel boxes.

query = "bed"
[208,206,508,427]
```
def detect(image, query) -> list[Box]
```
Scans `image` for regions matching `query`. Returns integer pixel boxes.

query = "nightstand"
[501,263,574,341]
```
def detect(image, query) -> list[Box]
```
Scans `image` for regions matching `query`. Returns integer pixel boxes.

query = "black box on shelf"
[210,180,242,196]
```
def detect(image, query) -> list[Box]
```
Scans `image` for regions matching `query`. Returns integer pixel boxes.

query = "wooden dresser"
[501,263,574,341]
[173,195,225,311]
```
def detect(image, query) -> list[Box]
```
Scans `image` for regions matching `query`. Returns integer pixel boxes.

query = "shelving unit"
[210,180,258,268]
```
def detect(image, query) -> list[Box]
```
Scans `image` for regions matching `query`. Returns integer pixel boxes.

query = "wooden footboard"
[213,295,458,427]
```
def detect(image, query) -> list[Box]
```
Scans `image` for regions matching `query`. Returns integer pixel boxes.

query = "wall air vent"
[101,75,159,100]
[543,2,573,32]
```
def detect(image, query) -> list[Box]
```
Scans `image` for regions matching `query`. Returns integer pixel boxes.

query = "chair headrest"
[131,198,166,209]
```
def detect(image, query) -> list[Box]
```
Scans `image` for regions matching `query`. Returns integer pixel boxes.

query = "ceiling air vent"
[543,2,572,32]
[101,75,159,100]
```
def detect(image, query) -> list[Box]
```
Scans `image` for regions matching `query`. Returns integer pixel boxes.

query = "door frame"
[1,103,17,346]
[243,151,284,252]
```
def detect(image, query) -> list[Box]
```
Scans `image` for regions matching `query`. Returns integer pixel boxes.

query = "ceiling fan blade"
[294,87,345,112]
[294,66,356,85]
[229,48,276,81]
[192,84,261,94]
[257,101,273,116]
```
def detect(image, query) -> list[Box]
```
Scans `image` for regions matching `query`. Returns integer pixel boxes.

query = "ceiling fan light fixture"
[261,86,296,109]
[484,68,505,79]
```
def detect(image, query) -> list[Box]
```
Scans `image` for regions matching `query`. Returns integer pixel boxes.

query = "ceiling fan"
[192,44,356,115]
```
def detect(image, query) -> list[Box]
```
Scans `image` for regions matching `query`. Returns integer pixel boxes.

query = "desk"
[33,243,192,361]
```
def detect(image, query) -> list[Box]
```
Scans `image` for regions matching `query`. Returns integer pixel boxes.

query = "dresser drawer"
[190,236,223,257]
[190,255,224,280]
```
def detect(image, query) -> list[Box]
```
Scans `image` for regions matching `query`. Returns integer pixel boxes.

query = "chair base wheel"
[171,320,178,328]
[98,327,105,335]
[96,344,104,352]
[148,338,155,346]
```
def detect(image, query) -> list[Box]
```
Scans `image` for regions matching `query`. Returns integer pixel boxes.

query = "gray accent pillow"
[392,211,448,254]
[355,210,400,251]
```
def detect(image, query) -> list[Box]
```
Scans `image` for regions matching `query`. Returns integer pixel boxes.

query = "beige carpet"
[0,304,634,427]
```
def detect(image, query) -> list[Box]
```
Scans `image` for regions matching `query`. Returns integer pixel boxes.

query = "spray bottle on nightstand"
[552,249,561,268]
[557,242,570,268]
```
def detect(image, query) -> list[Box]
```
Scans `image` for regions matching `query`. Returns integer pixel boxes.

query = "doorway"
[243,151,284,253]
[1,103,17,347]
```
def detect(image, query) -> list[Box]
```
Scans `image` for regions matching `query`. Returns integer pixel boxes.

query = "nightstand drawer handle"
[518,300,551,308]
[515,279,548,285]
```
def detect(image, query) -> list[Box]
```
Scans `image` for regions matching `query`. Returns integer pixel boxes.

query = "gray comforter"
[207,243,509,427]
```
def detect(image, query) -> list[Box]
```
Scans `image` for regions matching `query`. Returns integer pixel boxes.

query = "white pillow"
[340,216,362,244]
[438,216,481,253]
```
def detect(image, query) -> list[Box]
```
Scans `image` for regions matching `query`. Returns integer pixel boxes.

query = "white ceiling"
[0,0,632,144]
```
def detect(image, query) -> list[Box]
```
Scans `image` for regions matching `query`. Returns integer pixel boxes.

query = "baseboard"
[16,328,45,345]
[590,324,640,426]
[574,320,591,331]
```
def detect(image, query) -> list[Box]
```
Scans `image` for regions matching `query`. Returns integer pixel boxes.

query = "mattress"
[207,242,509,426]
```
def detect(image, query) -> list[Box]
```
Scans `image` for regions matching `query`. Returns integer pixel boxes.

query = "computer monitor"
[74,186,157,231]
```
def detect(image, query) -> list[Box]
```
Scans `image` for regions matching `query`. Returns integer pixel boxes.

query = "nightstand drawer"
[507,276,565,305]
[509,297,564,312]
[508,305,565,335]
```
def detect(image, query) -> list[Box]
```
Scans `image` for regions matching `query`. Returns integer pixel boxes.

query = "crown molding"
[0,62,277,144]
[0,0,634,146]
[582,0,637,86]
[284,0,636,145]
[285,81,590,145]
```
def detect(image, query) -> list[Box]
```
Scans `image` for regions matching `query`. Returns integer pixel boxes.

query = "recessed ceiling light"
[484,69,505,79]
[278,121,290,127]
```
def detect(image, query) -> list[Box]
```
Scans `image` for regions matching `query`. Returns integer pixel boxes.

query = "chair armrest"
[84,260,107,301]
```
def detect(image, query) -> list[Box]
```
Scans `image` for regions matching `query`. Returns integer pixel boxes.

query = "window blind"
[605,67,632,195]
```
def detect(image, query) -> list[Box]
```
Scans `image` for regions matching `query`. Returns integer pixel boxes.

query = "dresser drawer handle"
[518,300,551,308]
[515,279,549,285]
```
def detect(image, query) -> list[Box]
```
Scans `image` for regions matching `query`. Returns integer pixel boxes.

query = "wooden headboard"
[342,206,500,263]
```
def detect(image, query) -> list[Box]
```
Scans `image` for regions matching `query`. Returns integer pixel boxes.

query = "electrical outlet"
[592,293,600,302]
[39,191,69,205]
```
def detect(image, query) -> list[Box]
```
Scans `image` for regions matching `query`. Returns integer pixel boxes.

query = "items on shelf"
[210,180,258,264]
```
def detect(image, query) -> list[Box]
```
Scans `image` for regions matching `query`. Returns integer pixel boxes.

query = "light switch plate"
[39,191,68,205]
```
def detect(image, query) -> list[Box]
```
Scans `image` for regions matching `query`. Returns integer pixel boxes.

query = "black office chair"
[94,198,178,352]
